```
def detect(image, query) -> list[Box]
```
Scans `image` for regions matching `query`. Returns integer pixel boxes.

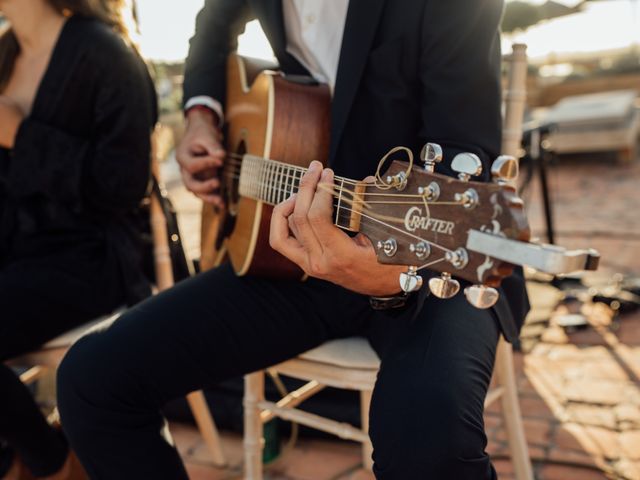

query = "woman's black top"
[0,15,157,309]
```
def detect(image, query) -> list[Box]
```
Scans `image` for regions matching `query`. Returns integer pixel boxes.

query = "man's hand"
[270,161,407,296]
[0,96,24,149]
[176,108,225,205]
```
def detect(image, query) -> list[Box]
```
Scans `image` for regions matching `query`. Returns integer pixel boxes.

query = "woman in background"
[0,0,156,477]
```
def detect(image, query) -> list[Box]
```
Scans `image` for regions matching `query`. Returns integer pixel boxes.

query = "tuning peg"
[464,285,500,309]
[420,143,443,172]
[428,273,460,299]
[451,153,483,181]
[399,266,423,293]
[491,155,519,184]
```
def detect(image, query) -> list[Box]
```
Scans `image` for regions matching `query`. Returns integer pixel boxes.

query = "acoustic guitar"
[200,54,599,309]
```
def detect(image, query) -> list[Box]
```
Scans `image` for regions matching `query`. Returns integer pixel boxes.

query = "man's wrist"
[184,96,224,127]
[369,292,410,310]
[185,106,218,127]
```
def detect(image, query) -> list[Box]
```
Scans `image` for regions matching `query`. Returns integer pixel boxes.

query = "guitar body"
[200,54,331,278]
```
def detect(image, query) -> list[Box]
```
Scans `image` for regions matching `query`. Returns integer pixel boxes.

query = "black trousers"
[58,263,500,479]
[0,245,127,477]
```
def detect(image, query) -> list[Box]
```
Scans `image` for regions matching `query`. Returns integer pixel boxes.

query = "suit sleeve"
[418,0,504,180]
[183,0,254,107]
[10,42,156,214]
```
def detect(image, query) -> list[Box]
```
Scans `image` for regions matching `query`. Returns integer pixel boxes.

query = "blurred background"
[3,1,640,479]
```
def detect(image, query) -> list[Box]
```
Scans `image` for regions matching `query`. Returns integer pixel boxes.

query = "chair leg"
[19,365,47,385]
[495,337,534,480]
[186,390,227,467]
[360,390,374,472]
[244,372,265,480]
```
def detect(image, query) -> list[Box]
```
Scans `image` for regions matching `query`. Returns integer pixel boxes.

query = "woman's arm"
[9,36,156,214]
[80,43,156,213]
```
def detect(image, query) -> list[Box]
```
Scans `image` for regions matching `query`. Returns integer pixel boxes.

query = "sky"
[135,0,204,61]
[504,0,640,62]
[136,0,274,61]
[135,0,639,63]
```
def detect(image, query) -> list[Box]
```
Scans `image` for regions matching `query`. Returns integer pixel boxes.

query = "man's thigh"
[367,294,500,478]
[62,263,373,408]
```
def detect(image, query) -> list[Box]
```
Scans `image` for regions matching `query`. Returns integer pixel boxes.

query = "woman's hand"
[270,161,407,296]
[0,96,24,149]
[176,108,225,206]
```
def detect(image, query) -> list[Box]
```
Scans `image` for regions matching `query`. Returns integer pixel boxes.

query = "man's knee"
[57,332,121,426]
[370,385,489,478]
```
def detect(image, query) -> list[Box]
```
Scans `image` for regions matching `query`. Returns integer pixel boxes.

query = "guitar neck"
[237,154,358,231]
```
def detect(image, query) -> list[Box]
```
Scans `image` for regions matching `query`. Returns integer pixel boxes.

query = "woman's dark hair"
[0,0,133,91]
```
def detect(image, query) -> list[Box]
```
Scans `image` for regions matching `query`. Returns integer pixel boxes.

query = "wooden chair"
[243,44,534,480]
[8,143,228,468]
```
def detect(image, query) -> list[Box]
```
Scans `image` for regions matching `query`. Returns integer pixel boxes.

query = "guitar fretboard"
[238,154,356,230]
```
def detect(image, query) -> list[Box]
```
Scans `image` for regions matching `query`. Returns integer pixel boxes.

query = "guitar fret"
[274,164,280,204]
[272,163,279,205]
[258,158,266,202]
[253,157,260,199]
[282,165,291,201]
[247,156,254,199]
[268,162,276,204]
[267,162,274,204]
[295,169,302,195]
[277,164,284,204]
[265,162,271,204]
[288,167,295,198]
[335,177,345,226]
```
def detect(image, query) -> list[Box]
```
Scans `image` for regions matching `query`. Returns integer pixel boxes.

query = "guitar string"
[293,209,452,274]
[214,154,472,272]
[222,156,469,199]
[219,168,467,207]
[208,163,456,255]
[219,155,462,253]
[226,146,417,195]
[214,162,462,267]
[242,182,456,255]
[223,155,460,199]
[224,154,360,186]
[236,180,438,228]
[328,202,455,255]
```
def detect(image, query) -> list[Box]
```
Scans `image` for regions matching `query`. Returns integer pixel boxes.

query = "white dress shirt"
[282,0,349,92]
[185,1,350,123]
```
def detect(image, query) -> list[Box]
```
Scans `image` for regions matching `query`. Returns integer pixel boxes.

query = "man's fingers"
[288,215,300,239]
[181,150,225,174]
[354,232,375,250]
[196,193,223,206]
[291,161,324,255]
[270,195,305,265]
[196,133,224,157]
[182,169,220,194]
[308,168,338,242]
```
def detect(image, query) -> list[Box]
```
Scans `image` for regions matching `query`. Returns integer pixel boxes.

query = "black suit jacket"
[183,0,530,341]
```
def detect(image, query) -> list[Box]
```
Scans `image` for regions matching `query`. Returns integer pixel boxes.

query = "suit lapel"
[329,0,386,163]
[252,0,308,75]
[257,0,287,56]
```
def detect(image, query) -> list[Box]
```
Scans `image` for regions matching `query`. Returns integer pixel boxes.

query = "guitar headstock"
[342,144,531,308]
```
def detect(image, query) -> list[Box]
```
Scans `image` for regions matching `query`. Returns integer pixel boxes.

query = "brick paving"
[162,152,640,479]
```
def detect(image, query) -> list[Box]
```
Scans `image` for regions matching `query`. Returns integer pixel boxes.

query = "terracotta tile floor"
[163,153,640,479]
